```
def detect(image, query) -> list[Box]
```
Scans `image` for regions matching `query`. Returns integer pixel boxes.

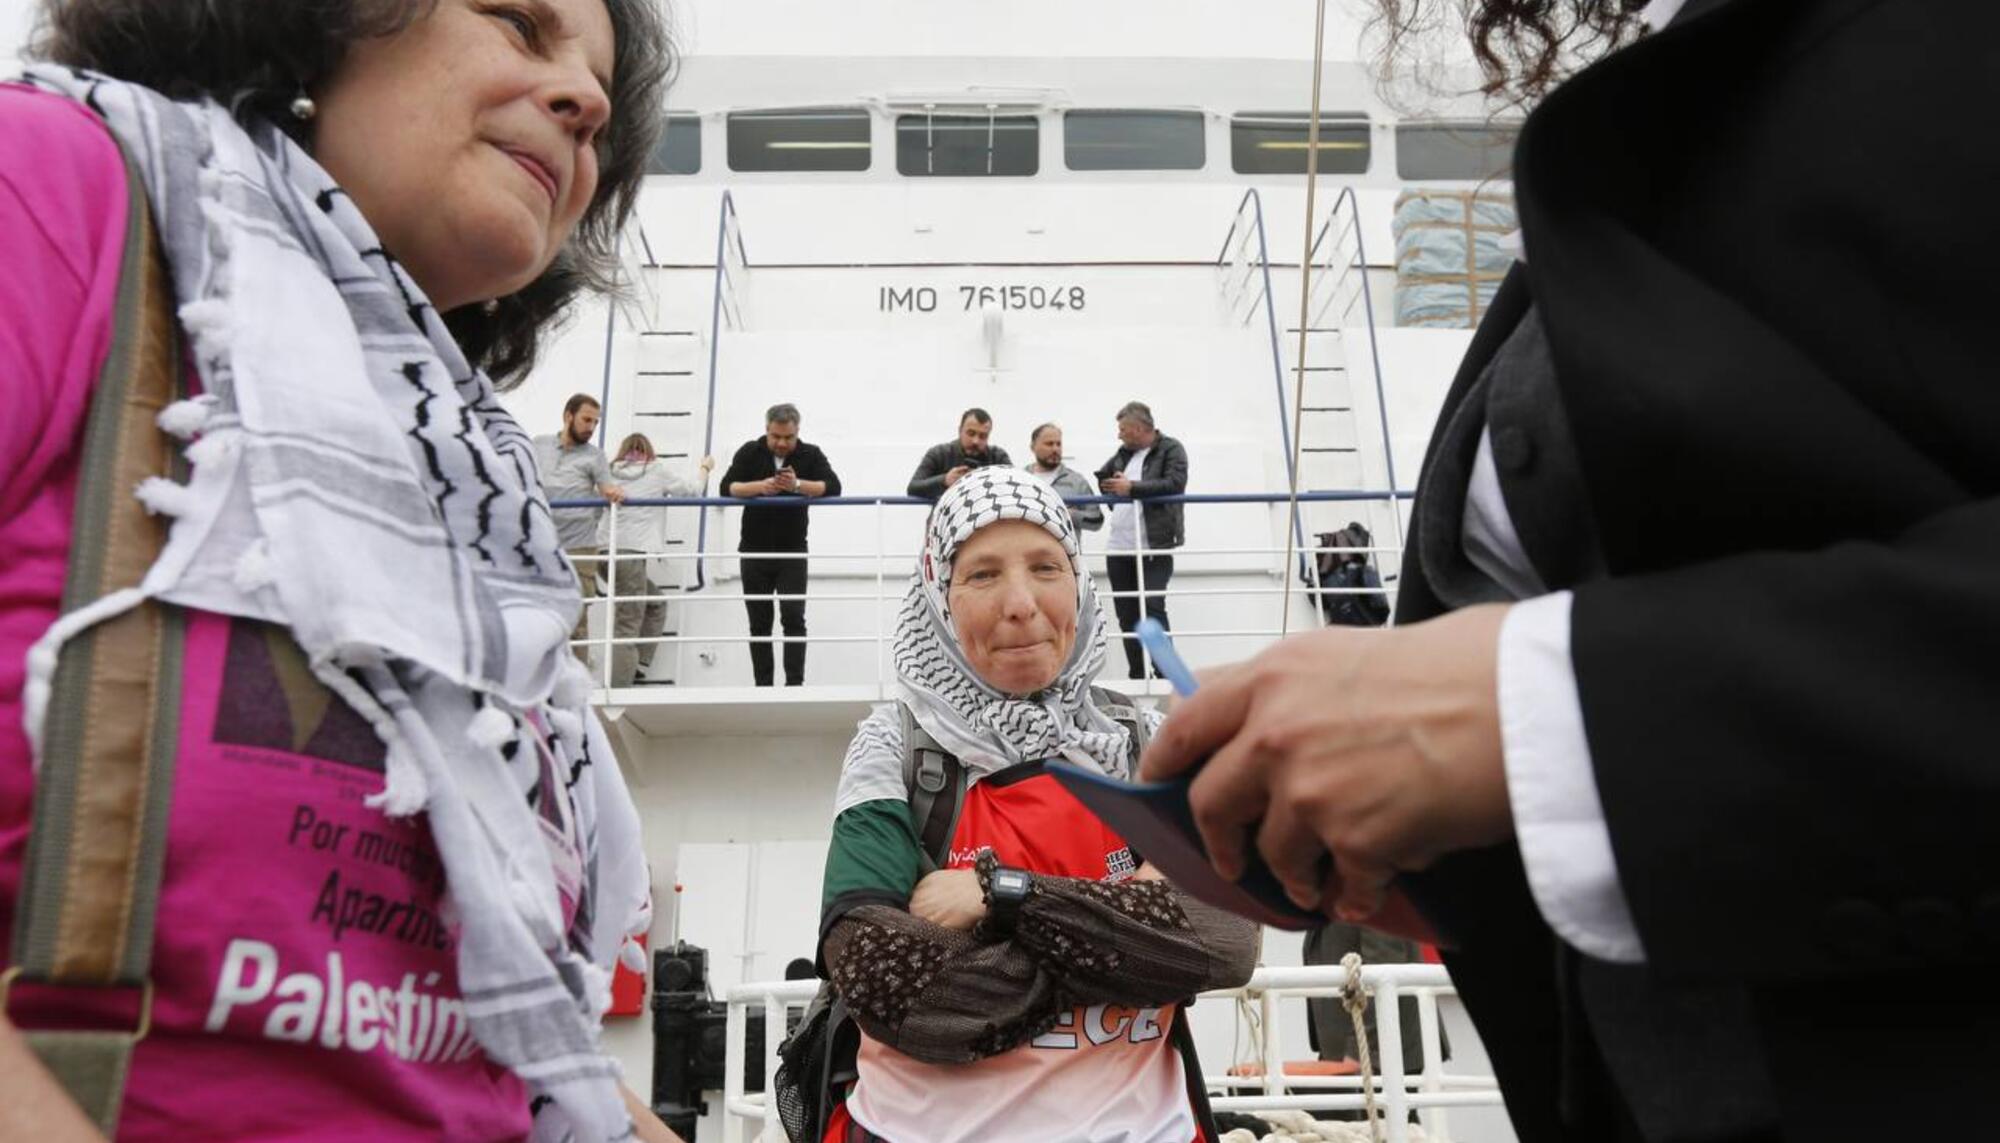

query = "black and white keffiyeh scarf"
[16,68,645,1142]
[836,467,1137,813]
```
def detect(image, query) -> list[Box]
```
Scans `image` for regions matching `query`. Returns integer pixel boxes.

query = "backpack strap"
[899,691,1146,871]
[1171,1006,1222,1141]
[897,703,965,873]
[1088,685,1152,771]
[0,137,186,1138]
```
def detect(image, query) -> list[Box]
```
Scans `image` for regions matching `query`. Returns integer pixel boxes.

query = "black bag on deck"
[1309,522,1392,628]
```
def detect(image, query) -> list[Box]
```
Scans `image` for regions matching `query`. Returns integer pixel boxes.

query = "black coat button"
[1896,899,1966,958]
[1972,893,2000,953]
[1820,899,1894,962]
[1492,426,1537,474]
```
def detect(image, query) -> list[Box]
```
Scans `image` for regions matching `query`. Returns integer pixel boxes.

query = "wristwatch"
[984,865,1033,934]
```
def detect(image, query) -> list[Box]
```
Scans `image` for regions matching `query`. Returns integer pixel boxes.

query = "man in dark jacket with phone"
[1095,401,1189,678]
[719,403,842,685]
[907,407,1012,501]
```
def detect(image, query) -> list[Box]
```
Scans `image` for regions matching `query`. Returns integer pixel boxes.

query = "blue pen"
[1135,618,1200,697]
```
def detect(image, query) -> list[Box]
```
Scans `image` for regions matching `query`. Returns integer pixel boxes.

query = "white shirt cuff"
[1498,592,1646,964]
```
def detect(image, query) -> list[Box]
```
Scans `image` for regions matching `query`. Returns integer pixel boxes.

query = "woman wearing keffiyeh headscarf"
[817,467,1257,1143]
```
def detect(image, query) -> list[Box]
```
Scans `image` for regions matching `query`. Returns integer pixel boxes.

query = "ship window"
[647,113,701,175]
[726,107,872,172]
[896,111,1040,177]
[1230,111,1371,175]
[1063,109,1206,171]
[1396,121,1520,180]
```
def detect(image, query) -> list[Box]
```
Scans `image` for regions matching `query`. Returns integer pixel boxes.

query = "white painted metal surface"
[715,964,1504,1143]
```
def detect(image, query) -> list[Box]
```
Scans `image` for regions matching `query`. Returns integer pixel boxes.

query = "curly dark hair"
[29,0,672,385]
[1377,0,1646,102]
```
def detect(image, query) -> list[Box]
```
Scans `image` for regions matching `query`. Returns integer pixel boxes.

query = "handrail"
[1214,188,1312,582]
[552,489,1414,510]
[571,491,1405,690]
[691,191,751,590]
[597,227,666,447]
[1314,186,1404,547]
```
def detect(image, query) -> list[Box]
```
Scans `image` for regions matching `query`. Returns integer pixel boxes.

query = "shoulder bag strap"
[1171,1005,1221,1141]
[898,703,965,873]
[0,136,186,1138]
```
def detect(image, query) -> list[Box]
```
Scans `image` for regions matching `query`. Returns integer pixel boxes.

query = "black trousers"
[741,556,807,686]
[1302,922,1445,1080]
[1105,553,1173,679]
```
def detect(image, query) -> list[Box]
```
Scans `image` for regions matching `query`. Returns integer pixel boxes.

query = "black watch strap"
[984,865,1032,934]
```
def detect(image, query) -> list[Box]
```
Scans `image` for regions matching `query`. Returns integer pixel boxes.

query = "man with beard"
[908,407,1011,501]
[533,393,627,665]
[1023,422,1104,532]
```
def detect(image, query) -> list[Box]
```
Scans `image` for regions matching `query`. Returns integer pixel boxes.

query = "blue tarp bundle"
[1392,190,1518,328]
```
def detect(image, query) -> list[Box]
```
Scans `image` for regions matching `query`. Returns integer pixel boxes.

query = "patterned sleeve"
[997,852,1260,1008]
[822,862,1258,1065]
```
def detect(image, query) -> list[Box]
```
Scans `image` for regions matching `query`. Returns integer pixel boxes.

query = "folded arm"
[821,859,1256,1064]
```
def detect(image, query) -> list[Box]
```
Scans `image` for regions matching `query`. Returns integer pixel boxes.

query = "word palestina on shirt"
[205,938,483,1065]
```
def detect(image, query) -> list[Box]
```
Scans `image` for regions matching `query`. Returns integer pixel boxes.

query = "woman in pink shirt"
[1,2,676,1140]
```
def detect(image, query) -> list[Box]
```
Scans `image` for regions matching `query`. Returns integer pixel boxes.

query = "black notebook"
[1046,760,1328,930]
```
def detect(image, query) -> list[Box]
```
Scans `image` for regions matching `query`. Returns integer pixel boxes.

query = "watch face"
[993,869,1031,898]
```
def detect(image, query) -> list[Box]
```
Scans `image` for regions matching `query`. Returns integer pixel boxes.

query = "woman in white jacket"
[598,433,713,686]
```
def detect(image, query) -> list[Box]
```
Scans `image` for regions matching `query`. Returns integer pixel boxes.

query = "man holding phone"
[1096,401,1189,678]
[719,403,842,685]
[907,407,1012,501]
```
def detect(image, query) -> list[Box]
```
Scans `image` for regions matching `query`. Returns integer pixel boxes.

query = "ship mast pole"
[1280,0,1332,634]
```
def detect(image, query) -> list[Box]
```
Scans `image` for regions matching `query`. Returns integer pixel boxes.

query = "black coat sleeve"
[718,441,762,498]
[1574,496,2000,984]
[799,443,841,497]
[907,443,951,500]
[1130,437,1188,498]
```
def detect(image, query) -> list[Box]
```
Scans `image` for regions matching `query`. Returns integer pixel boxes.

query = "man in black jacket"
[1138,2,2000,1140]
[718,403,841,686]
[907,408,1011,501]
[1095,401,1188,678]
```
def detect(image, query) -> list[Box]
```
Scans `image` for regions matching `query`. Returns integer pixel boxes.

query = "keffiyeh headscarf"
[837,468,1134,813]
[17,68,643,1142]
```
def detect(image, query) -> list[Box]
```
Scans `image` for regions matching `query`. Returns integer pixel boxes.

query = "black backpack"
[1310,522,1393,628]
[774,690,1217,1142]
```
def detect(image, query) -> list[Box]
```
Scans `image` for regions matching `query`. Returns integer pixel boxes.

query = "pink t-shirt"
[0,84,531,1142]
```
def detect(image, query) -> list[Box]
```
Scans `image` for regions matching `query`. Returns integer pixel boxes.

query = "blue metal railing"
[1307,187,1404,545]
[553,489,1412,511]
[1215,189,1315,579]
[690,191,750,589]
[1214,190,1300,502]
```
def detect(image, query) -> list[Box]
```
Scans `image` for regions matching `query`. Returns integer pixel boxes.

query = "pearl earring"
[289,93,317,122]
[482,299,501,315]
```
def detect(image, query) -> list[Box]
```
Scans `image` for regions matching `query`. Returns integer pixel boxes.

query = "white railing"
[567,491,1408,693]
[717,963,1498,1143]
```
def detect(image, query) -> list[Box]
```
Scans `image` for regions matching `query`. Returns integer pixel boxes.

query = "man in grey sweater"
[907,408,1011,500]
[1023,422,1103,532]
[532,393,627,668]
